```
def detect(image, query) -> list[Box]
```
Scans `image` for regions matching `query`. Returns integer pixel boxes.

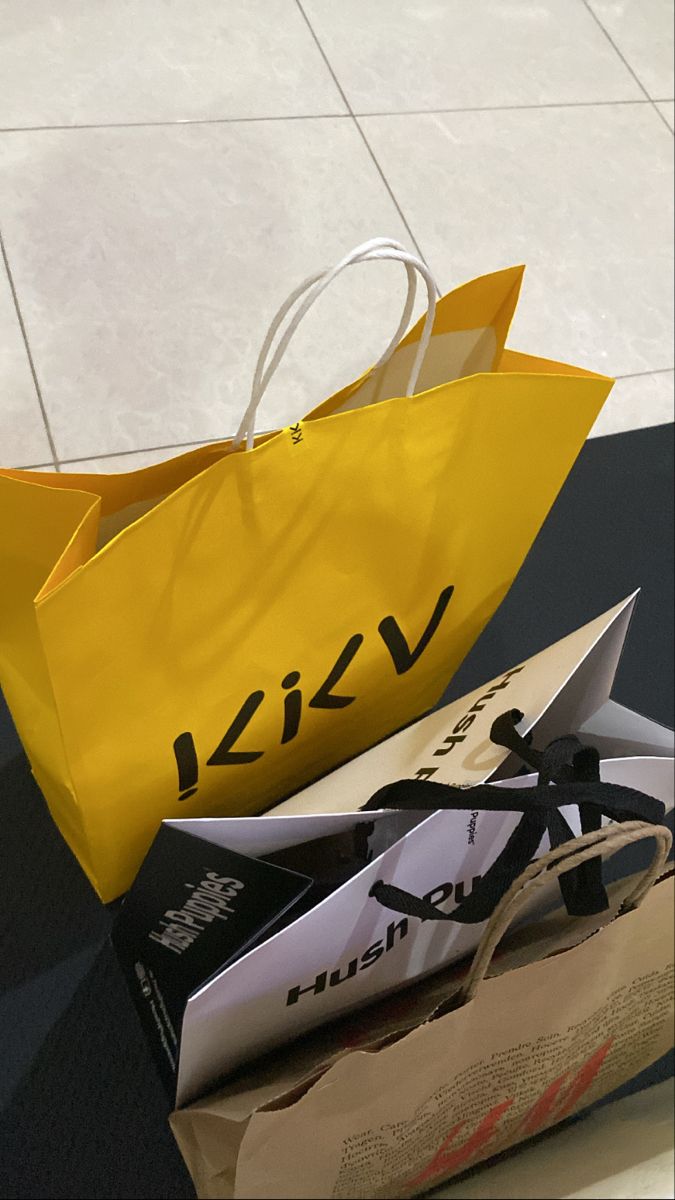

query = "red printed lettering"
[519,1038,613,1136]
[405,1099,513,1190]
[402,1036,613,1193]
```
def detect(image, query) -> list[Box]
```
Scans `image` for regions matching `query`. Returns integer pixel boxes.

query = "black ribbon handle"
[363,711,665,925]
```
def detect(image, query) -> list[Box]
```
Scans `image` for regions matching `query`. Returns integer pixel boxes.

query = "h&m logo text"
[403,1038,614,1192]
[172,584,456,801]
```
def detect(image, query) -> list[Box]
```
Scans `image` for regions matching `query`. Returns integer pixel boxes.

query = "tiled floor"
[0,5,673,1200]
[0,0,673,471]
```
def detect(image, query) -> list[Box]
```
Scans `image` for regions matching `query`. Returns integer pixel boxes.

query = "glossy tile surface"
[1,119,416,459]
[302,0,643,112]
[361,104,674,377]
[657,101,675,130]
[2,1,672,468]
[0,0,344,127]
[589,370,674,436]
[0,254,53,466]
[588,0,674,99]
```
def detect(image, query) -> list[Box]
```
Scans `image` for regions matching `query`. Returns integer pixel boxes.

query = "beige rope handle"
[459,820,672,1005]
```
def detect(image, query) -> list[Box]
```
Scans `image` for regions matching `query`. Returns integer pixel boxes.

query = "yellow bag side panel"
[33,367,610,900]
[0,476,103,881]
[0,264,612,899]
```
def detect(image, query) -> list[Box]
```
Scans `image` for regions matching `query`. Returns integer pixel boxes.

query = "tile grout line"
[4,0,670,478]
[581,0,651,97]
[0,229,61,469]
[652,105,675,133]
[357,98,669,116]
[0,98,659,135]
[293,0,428,263]
[345,98,655,118]
[614,367,675,380]
[59,433,236,466]
[0,112,351,134]
[351,118,427,259]
[11,462,56,471]
[581,0,671,130]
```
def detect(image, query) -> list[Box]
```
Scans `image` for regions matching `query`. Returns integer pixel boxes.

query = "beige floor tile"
[589,370,673,436]
[361,104,674,377]
[0,256,53,466]
[0,118,421,460]
[657,101,675,130]
[588,0,674,99]
[0,0,345,128]
[302,0,642,113]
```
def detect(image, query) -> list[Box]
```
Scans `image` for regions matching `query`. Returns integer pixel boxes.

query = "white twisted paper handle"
[233,237,440,450]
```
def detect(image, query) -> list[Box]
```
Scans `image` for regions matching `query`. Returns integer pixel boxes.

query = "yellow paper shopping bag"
[0,239,611,901]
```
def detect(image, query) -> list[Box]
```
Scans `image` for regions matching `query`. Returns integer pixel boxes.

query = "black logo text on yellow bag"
[173,584,455,801]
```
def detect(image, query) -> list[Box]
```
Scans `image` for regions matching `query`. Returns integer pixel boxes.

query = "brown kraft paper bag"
[171,822,674,1199]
